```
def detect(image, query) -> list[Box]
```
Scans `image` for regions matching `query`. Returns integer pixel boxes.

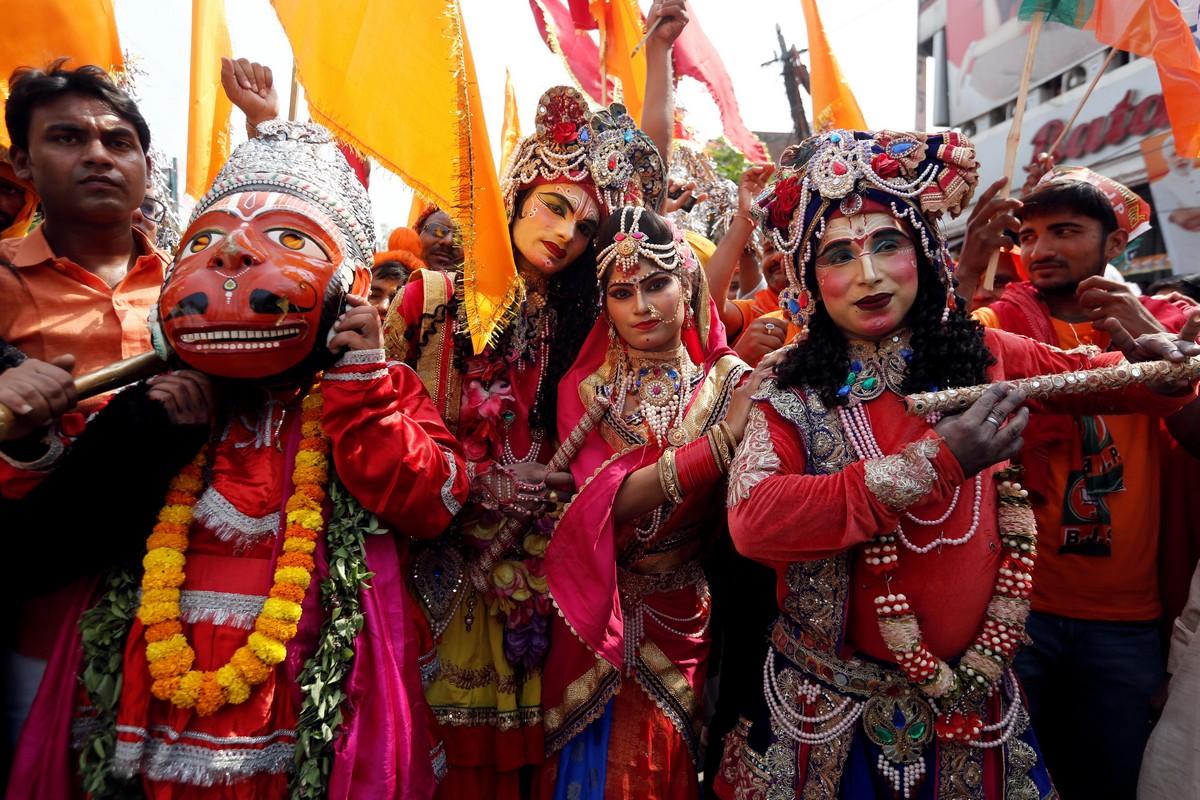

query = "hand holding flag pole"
[984,11,1044,291]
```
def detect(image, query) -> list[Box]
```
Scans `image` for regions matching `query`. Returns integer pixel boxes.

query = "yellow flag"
[590,0,646,121]
[798,0,866,132]
[186,0,233,199]
[273,0,515,353]
[0,0,124,149]
[500,69,521,174]
[407,193,430,227]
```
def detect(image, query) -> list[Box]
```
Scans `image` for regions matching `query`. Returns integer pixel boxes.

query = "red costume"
[383,87,666,799]
[7,120,468,799]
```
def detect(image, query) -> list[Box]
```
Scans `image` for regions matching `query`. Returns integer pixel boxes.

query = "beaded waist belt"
[619,559,705,599]
[770,615,900,698]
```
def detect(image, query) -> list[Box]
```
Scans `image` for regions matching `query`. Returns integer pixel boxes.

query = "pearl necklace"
[614,346,698,448]
[838,403,984,552]
[500,299,550,465]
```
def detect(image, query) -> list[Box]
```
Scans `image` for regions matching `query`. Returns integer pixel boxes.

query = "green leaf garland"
[76,568,143,799]
[289,476,376,799]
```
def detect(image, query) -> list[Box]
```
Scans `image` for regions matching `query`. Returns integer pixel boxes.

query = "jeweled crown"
[193,120,376,266]
[500,86,666,219]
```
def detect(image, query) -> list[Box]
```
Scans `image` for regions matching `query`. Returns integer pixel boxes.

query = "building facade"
[919,0,1200,283]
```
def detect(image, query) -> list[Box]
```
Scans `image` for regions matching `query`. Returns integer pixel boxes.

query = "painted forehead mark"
[819,214,907,251]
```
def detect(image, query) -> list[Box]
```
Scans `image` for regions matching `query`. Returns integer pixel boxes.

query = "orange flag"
[590,0,646,121]
[798,0,866,132]
[186,0,233,199]
[273,0,515,353]
[0,0,123,149]
[500,69,522,172]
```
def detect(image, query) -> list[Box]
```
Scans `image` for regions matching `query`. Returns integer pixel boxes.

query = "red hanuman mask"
[151,121,374,381]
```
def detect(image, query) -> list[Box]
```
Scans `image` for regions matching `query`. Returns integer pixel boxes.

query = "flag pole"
[287,62,299,122]
[983,11,1044,291]
[1046,47,1119,156]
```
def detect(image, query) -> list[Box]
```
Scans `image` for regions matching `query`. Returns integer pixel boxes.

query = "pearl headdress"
[755,129,979,337]
[500,86,666,220]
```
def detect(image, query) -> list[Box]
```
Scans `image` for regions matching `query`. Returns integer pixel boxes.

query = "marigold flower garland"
[136,390,328,716]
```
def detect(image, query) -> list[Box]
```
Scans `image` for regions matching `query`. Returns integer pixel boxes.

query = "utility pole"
[763,24,812,142]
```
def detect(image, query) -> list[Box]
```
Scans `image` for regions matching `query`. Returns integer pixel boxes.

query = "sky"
[114,0,918,237]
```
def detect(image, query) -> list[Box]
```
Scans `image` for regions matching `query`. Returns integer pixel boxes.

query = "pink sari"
[539,292,745,796]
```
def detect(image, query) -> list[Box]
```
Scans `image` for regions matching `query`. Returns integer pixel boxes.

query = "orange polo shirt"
[0,225,166,412]
[0,225,166,661]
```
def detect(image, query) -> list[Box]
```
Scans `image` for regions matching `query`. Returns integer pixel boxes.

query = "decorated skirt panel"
[715,621,1056,800]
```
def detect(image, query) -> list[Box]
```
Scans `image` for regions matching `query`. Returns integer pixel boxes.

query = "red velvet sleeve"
[727,400,965,564]
[321,348,468,539]
[986,328,1198,417]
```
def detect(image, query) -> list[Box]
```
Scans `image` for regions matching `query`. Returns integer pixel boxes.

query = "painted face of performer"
[814,211,919,341]
[604,257,686,353]
[511,182,600,277]
[158,191,369,379]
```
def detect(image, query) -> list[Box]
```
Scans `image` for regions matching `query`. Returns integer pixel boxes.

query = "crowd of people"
[2,6,1200,799]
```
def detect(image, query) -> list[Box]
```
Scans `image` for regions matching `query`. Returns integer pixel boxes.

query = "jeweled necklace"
[613,344,698,448]
[838,331,913,402]
[501,290,550,464]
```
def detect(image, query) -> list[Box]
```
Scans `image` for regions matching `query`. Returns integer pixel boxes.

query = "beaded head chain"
[500,86,667,221]
[754,129,979,337]
[596,206,683,279]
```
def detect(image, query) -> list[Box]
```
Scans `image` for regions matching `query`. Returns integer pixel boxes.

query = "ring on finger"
[984,413,1004,428]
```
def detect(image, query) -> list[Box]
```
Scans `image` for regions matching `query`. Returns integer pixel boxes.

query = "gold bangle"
[706,428,725,472]
[717,422,737,468]
[657,447,685,505]
[708,427,732,472]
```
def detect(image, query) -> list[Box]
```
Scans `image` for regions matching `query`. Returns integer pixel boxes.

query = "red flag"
[529,0,605,101]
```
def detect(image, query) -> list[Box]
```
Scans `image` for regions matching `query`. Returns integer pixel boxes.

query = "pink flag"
[528,0,766,161]
[529,0,605,102]
[672,1,767,161]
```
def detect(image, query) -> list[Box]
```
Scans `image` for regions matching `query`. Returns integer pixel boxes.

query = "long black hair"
[776,224,994,407]
[406,189,600,436]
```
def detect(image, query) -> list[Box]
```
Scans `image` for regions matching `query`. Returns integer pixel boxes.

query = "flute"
[904,356,1200,416]
[469,393,611,592]
[0,351,167,439]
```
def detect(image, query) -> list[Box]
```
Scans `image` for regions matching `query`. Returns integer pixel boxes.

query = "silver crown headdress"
[192,120,375,267]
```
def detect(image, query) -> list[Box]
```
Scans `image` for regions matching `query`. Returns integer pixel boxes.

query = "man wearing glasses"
[132,192,167,246]
[415,205,465,271]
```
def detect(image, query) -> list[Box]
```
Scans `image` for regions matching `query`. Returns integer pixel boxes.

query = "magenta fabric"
[328,533,439,799]
[672,2,769,161]
[5,578,98,800]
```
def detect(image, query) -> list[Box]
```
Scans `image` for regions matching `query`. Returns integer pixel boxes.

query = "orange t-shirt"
[0,226,166,412]
[730,287,781,339]
[974,307,1163,621]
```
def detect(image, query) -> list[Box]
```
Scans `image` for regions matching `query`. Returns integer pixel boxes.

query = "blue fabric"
[1016,611,1163,799]
[553,697,615,800]
[839,727,936,800]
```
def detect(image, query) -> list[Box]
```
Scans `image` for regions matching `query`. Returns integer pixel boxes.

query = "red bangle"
[675,436,722,496]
